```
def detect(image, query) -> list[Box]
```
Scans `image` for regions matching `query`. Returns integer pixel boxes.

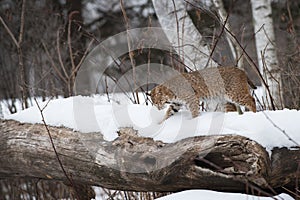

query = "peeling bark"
[0,119,299,197]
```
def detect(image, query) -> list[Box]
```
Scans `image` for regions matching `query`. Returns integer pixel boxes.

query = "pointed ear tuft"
[145,92,150,96]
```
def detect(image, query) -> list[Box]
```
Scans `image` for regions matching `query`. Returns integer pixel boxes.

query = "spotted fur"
[150,67,256,122]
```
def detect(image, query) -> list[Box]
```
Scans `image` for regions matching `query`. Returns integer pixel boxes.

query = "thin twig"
[281,186,300,199]
[261,47,283,109]
[56,28,69,78]
[41,41,67,83]
[18,0,26,45]
[73,38,95,76]
[33,97,79,198]
[120,0,139,104]
[146,47,151,105]
[109,54,136,104]
[175,43,220,68]
[0,16,19,47]
[171,0,182,61]
[204,13,229,68]
[286,0,299,52]
[261,110,299,146]
[104,76,110,102]
[68,11,79,73]
[17,0,27,109]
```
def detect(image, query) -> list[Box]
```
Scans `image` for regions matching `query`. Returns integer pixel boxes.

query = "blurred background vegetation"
[0,0,299,112]
[0,0,299,199]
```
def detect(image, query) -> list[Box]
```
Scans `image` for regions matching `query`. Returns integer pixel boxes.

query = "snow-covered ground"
[156,190,293,200]
[3,94,299,200]
[5,95,300,152]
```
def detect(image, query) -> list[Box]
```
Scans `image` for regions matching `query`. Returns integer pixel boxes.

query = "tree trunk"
[0,119,299,198]
[212,0,243,68]
[152,0,218,69]
[0,104,3,118]
[250,0,283,109]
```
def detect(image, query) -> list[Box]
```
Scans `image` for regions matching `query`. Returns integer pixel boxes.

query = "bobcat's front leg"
[159,103,181,124]
[187,98,200,118]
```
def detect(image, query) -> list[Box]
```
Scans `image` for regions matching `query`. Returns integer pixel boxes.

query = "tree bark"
[212,0,244,68]
[250,0,283,109]
[152,0,218,69]
[0,119,299,197]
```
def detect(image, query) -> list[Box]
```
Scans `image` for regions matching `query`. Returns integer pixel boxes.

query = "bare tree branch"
[41,41,67,84]
[68,11,79,74]
[56,29,69,79]
[212,0,243,68]
[0,17,19,48]
[0,0,28,109]
[73,38,95,75]
[18,0,26,45]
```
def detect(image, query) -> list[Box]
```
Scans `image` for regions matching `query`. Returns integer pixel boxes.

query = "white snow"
[155,190,294,200]
[5,95,300,152]
[3,94,299,200]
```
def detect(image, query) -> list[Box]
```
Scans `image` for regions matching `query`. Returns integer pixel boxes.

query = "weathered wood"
[0,119,299,196]
[269,147,300,193]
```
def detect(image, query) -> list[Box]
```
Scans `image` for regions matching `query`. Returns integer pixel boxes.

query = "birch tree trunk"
[152,0,218,69]
[250,0,283,109]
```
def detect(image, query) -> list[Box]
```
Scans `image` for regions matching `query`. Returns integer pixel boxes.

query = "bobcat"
[150,67,256,122]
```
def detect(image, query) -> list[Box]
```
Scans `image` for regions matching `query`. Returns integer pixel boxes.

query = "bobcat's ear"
[145,92,151,96]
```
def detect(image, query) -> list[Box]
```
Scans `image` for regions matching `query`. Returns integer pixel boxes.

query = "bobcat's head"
[150,85,175,110]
